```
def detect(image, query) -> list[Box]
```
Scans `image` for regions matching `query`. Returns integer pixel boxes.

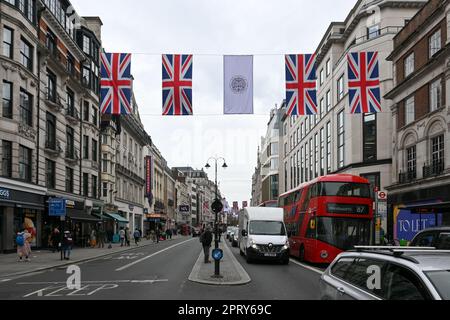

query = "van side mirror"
[241,230,247,237]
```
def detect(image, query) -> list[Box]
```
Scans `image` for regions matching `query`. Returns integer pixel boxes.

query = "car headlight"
[283,240,290,250]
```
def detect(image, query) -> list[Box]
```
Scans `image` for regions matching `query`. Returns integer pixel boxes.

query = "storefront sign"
[0,188,11,200]
[129,204,134,211]
[179,205,190,212]
[49,198,66,217]
[66,200,76,208]
[395,206,443,242]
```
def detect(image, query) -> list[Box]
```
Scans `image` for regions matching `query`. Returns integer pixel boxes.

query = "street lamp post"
[205,157,227,277]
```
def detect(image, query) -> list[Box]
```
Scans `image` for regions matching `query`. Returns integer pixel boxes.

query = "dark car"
[410,227,450,249]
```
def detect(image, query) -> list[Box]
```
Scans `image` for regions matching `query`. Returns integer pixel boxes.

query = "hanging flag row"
[100,52,381,116]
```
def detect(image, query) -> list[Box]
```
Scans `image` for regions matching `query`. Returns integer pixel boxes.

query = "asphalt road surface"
[0,237,323,300]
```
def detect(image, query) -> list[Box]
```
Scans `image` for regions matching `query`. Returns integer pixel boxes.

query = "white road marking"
[18,279,168,285]
[290,259,324,275]
[0,279,11,283]
[115,238,195,271]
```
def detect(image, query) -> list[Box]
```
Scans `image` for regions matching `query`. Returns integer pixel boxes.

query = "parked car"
[226,227,234,240]
[410,227,450,249]
[319,246,450,300]
[231,232,239,248]
[229,227,238,243]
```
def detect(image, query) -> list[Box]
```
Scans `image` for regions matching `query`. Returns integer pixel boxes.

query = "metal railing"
[399,170,416,184]
[423,161,444,178]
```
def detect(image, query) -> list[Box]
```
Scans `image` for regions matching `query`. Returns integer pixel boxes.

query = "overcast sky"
[71,0,356,205]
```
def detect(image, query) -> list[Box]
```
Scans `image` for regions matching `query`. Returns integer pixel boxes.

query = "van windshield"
[249,221,286,236]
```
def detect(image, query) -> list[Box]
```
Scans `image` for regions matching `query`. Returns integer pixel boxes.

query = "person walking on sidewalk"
[133,229,140,246]
[119,228,125,247]
[97,228,105,248]
[90,229,97,248]
[62,231,73,260]
[51,227,61,253]
[200,226,213,263]
[125,228,131,247]
[16,229,31,262]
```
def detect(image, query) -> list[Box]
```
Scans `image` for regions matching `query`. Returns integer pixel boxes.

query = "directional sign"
[49,198,66,217]
[212,249,223,261]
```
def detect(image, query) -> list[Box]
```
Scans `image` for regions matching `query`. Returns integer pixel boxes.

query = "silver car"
[319,247,450,300]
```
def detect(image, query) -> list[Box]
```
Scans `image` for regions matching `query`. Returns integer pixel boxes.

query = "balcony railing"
[423,161,444,179]
[65,148,79,161]
[399,170,416,184]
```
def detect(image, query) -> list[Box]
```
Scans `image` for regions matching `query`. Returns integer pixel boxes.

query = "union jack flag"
[100,53,133,115]
[347,52,381,114]
[162,54,193,116]
[285,54,317,116]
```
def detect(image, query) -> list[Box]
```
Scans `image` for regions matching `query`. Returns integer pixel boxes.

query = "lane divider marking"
[289,259,325,275]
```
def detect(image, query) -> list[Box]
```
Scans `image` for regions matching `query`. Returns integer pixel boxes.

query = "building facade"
[385,0,450,241]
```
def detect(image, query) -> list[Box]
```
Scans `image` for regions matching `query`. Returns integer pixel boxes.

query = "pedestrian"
[119,227,125,247]
[133,229,140,246]
[16,229,32,262]
[167,228,172,240]
[125,227,131,247]
[62,231,73,260]
[199,226,213,263]
[90,229,97,248]
[155,227,160,244]
[51,227,61,253]
[97,228,105,248]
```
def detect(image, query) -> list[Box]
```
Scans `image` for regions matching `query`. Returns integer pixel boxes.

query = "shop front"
[0,183,46,253]
[145,213,167,236]
[388,184,450,243]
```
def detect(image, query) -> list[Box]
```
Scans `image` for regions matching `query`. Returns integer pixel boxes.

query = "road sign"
[377,191,387,200]
[212,249,223,261]
[49,198,66,217]
[211,199,224,214]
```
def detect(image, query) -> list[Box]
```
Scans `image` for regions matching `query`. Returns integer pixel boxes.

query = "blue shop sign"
[0,188,11,200]
[49,198,66,217]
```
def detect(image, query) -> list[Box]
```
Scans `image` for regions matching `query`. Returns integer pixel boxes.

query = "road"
[0,237,324,300]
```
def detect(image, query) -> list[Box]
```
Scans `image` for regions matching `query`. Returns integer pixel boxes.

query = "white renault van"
[238,207,289,264]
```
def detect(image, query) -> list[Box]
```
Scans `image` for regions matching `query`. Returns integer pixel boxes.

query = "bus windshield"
[316,217,371,250]
[318,182,372,198]
[249,221,286,236]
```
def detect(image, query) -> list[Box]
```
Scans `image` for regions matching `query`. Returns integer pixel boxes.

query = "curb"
[188,242,251,286]
[0,237,185,279]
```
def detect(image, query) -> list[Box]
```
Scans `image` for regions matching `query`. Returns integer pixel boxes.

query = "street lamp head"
[222,162,228,169]
[205,163,211,169]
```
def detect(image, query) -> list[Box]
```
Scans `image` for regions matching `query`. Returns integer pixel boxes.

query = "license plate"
[264,253,277,257]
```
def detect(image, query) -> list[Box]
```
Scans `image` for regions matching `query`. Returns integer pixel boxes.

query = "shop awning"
[104,212,129,223]
[92,213,113,221]
[67,210,102,222]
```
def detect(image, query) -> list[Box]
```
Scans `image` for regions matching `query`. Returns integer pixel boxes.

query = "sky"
[71,0,356,205]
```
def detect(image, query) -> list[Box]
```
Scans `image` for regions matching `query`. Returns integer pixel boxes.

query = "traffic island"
[188,241,251,286]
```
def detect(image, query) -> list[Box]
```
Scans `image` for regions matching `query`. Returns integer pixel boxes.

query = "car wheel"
[299,246,305,262]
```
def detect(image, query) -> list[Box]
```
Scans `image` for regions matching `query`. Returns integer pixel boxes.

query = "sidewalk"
[0,236,183,279]
[188,240,251,286]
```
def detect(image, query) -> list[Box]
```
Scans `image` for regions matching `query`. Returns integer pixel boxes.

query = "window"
[66,88,75,116]
[305,142,309,182]
[66,126,74,159]
[20,38,33,71]
[300,122,304,141]
[83,35,90,55]
[430,79,442,112]
[102,134,108,145]
[83,101,90,122]
[2,81,13,119]
[46,30,56,55]
[83,135,89,159]
[92,107,98,126]
[337,111,345,169]
[92,175,97,198]
[326,90,331,113]
[320,69,324,85]
[309,137,313,180]
[82,173,89,197]
[326,121,331,173]
[406,146,416,177]
[45,112,56,149]
[47,70,56,102]
[315,133,319,178]
[103,182,108,198]
[82,66,90,87]
[19,145,31,182]
[363,113,377,162]
[337,75,344,100]
[3,27,13,58]
[300,146,305,183]
[66,167,74,193]
[429,29,441,57]
[67,53,75,76]
[367,25,380,39]
[431,135,444,167]
[320,98,324,119]
[339,258,386,297]
[326,59,331,76]
[1,141,12,178]
[320,127,325,176]
[383,264,431,300]
[404,52,414,77]
[405,96,415,125]
[102,153,108,173]
[92,139,97,162]
[360,173,380,195]
[19,89,32,126]
[46,159,55,189]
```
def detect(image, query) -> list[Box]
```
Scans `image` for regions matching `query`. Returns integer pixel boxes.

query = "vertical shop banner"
[145,156,153,206]
[224,55,254,114]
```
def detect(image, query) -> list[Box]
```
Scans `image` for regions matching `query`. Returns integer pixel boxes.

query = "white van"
[238,207,290,264]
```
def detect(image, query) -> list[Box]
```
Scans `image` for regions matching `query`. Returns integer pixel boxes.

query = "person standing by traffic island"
[200,226,213,263]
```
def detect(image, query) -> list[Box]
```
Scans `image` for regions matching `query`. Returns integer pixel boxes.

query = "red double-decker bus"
[279,174,374,264]
[258,200,278,208]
